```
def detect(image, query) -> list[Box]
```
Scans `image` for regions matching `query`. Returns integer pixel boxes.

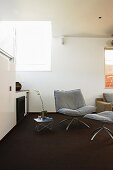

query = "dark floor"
[0,113,113,170]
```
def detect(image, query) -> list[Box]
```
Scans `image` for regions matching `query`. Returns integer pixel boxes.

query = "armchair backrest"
[54,89,86,112]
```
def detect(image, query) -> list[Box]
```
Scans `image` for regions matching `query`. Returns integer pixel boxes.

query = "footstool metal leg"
[104,127,113,135]
[84,111,113,141]
[91,127,103,141]
[104,127,113,139]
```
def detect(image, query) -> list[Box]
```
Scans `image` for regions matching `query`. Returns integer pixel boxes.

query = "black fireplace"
[16,96,25,123]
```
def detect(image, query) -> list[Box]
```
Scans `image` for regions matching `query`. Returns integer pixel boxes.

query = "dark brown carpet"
[0,113,113,170]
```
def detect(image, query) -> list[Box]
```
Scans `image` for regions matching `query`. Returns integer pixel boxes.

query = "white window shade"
[15,21,52,71]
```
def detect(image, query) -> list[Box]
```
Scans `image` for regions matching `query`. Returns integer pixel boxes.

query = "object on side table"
[16,82,22,91]
[34,89,47,118]
[41,110,47,118]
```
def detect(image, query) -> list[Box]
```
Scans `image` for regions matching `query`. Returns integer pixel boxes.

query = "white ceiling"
[0,0,113,37]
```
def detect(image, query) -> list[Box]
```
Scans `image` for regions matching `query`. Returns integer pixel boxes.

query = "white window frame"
[105,48,113,88]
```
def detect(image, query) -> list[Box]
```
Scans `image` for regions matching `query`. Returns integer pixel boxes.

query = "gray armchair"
[54,89,96,130]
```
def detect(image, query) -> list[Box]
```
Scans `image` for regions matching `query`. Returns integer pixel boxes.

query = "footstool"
[84,111,113,140]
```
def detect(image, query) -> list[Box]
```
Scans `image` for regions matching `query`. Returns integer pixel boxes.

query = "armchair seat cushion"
[77,105,96,114]
[58,105,96,117]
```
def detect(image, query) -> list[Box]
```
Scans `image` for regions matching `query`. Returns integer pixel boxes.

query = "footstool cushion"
[84,111,113,123]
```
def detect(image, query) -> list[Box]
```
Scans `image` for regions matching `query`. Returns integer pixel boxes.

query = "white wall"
[0,53,16,140]
[16,37,113,112]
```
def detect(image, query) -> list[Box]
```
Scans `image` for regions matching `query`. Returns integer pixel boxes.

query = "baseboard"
[0,124,16,142]
[28,112,57,114]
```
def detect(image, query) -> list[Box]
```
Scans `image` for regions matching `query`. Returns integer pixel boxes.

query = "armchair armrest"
[95,98,103,102]
[96,101,112,113]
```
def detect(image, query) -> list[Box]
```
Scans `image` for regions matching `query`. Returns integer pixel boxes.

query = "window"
[0,22,15,57]
[105,48,113,88]
[0,21,52,71]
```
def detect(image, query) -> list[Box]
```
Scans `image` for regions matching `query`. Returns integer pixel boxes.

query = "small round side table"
[34,117,54,132]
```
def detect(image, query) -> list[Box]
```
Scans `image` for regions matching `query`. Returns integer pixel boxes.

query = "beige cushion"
[103,93,113,105]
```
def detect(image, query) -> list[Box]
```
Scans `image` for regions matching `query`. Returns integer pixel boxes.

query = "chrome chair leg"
[79,120,90,128]
[59,116,90,131]
[66,118,77,131]
[91,127,103,141]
